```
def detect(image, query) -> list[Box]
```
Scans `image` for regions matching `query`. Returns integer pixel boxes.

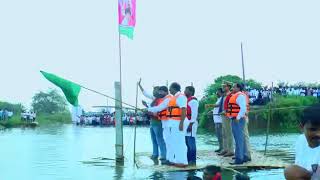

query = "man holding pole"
[138,80,167,162]
[228,83,250,165]
[147,82,188,167]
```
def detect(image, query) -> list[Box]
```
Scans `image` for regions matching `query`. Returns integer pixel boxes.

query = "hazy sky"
[1,0,319,110]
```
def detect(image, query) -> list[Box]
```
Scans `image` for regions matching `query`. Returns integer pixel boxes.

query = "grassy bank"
[199,95,319,130]
[0,112,72,128]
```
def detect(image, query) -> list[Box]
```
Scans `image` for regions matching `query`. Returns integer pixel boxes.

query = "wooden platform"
[136,150,289,172]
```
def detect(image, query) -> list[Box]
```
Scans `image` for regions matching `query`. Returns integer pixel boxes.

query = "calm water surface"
[0,124,298,180]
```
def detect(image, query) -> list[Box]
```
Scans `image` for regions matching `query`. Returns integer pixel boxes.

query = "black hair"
[153,86,160,90]
[203,165,221,175]
[186,86,195,96]
[158,86,169,93]
[170,82,181,92]
[235,83,244,91]
[300,103,320,126]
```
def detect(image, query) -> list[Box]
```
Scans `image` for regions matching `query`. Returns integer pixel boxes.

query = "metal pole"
[133,80,139,164]
[264,82,273,155]
[241,42,246,85]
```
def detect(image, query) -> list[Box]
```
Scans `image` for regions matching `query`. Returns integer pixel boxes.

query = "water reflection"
[0,125,297,179]
[114,161,124,180]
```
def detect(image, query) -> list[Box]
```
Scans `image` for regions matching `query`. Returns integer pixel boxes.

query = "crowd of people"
[21,111,36,122]
[0,109,13,121]
[247,86,320,105]
[74,111,150,126]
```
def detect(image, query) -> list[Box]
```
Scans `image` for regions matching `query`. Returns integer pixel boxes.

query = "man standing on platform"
[213,88,225,153]
[218,81,234,157]
[147,82,188,167]
[184,86,199,165]
[139,80,167,163]
[228,83,250,165]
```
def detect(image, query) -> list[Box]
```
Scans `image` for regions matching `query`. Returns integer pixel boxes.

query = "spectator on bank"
[3,109,8,121]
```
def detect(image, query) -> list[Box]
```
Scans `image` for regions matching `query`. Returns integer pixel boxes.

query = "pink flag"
[118,0,136,39]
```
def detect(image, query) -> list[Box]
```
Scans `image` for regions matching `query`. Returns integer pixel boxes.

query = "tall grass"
[36,112,72,125]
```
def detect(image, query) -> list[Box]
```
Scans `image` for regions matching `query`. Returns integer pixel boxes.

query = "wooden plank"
[136,150,289,172]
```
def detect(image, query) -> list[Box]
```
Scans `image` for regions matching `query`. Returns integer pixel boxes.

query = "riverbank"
[199,95,319,130]
[0,112,72,128]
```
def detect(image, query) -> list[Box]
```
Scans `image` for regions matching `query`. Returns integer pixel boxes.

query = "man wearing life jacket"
[218,81,235,157]
[139,80,167,163]
[154,86,173,165]
[147,82,188,167]
[184,86,199,165]
[228,83,250,165]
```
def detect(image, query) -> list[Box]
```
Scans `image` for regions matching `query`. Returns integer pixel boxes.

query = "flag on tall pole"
[40,71,81,106]
[118,0,136,39]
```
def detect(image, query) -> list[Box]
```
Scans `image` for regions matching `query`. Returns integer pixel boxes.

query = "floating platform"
[136,150,289,172]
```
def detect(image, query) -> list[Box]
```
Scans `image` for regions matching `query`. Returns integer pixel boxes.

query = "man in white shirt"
[213,88,224,153]
[284,104,320,179]
[184,86,199,165]
[147,82,188,167]
[72,106,82,125]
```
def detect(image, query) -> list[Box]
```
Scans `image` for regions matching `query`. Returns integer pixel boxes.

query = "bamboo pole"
[241,42,246,85]
[264,82,273,155]
[133,80,139,164]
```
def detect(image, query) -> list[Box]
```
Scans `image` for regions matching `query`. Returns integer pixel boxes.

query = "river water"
[0,125,298,180]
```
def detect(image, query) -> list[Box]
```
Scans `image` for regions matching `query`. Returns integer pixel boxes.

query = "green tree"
[200,75,263,128]
[0,101,24,113]
[31,89,68,114]
[205,75,242,96]
[246,79,263,89]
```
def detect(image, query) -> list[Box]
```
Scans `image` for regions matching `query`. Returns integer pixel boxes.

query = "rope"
[81,86,143,111]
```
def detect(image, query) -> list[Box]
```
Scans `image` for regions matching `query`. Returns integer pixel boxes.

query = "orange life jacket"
[157,95,172,120]
[227,91,250,118]
[166,93,185,120]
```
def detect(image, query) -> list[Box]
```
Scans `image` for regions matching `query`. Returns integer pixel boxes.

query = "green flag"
[40,71,81,106]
